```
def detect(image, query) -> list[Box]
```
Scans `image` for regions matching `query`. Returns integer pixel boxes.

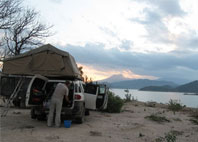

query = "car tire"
[37,114,46,121]
[31,108,37,119]
[75,105,85,124]
[20,100,26,108]
[85,109,90,116]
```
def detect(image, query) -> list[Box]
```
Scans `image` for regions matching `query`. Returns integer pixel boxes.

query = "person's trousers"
[47,99,63,127]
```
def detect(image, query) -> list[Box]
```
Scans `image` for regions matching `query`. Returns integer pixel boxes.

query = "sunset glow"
[77,63,157,81]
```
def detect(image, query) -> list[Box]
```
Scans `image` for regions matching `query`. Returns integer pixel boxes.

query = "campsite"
[0,44,108,124]
[0,44,198,142]
[1,0,198,142]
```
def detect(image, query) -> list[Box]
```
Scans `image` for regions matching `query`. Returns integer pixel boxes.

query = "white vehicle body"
[24,75,108,123]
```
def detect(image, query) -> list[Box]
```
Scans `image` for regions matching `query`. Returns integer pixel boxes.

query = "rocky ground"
[1,101,198,142]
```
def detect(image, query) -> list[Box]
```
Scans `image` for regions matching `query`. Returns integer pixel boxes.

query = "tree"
[78,66,84,80]
[78,66,93,83]
[4,8,52,55]
[0,0,21,51]
[0,0,52,56]
[0,0,21,30]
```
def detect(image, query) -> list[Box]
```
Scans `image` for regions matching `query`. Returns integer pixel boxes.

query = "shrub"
[168,99,184,112]
[124,93,132,102]
[164,132,176,142]
[189,119,198,125]
[191,109,198,119]
[155,131,181,142]
[145,114,170,123]
[105,91,124,113]
[124,89,137,102]
[145,101,156,107]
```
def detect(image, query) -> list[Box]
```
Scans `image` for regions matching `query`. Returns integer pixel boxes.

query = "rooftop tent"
[2,44,81,79]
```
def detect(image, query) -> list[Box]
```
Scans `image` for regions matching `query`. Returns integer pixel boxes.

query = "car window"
[99,86,105,94]
[32,78,46,91]
[75,84,78,93]
[84,84,97,94]
[79,86,81,93]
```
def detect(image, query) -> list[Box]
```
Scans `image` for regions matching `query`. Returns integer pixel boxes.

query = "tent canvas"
[2,44,81,79]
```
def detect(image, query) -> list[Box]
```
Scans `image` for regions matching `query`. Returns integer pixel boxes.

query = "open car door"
[96,84,108,110]
[25,75,48,107]
[84,84,98,110]
[84,83,108,110]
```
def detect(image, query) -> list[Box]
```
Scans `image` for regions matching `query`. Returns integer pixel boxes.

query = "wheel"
[31,108,37,119]
[85,109,90,116]
[37,114,46,121]
[20,100,26,108]
[75,105,85,124]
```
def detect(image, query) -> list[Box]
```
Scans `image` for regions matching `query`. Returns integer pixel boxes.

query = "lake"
[110,88,198,108]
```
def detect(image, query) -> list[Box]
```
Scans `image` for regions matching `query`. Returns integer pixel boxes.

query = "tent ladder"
[1,77,25,117]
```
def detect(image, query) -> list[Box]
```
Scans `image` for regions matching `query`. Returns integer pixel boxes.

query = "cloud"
[99,26,117,38]
[131,9,171,44]
[60,43,198,82]
[175,30,198,49]
[136,0,186,17]
[119,40,133,50]
[131,0,186,45]
[48,0,62,3]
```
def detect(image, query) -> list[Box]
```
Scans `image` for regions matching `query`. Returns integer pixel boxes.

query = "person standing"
[47,81,70,127]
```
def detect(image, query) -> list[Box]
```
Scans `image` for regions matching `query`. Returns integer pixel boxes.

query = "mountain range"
[98,74,198,93]
[140,80,198,93]
[98,74,178,89]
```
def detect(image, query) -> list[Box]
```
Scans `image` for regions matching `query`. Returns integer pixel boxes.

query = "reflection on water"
[110,88,198,108]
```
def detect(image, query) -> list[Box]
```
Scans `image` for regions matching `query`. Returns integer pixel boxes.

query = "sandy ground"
[0,101,198,142]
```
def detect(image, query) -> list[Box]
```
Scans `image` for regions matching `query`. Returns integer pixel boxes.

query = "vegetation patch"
[169,130,183,136]
[89,131,102,136]
[138,133,145,137]
[145,101,156,107]
[155,137,164,142]
[189,119,198,125]
[104,91,124,113]
[124,89,137,102]
[172,118,182,122]
[191,109,198,119]
[124,93,132,102]
[155,130,180,142]
[145,114,170,123]
[189,109,198,125]
[164,131,177,142]
[168,99,184,112]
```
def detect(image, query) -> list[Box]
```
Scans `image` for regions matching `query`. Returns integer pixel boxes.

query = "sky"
[25,0,198,83]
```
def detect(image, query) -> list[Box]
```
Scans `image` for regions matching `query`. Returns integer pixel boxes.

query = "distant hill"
[140,80,198,93]
[140,85,174,92]
[98,74,130,83]
[174,80,198,93]
[158,77,190,85]
[108,79,177,89]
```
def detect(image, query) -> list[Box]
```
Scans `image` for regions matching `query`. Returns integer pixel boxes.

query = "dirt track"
[1,102,198,142]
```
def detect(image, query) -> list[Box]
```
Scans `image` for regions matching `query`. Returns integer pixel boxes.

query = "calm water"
[110,89,198,108]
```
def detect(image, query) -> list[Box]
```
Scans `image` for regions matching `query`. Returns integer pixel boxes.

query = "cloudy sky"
[26,0,198,83]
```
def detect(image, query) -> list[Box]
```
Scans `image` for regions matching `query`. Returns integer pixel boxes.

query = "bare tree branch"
[3,7,53,55]
[0,0,53,56]
[0,0,21,29]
